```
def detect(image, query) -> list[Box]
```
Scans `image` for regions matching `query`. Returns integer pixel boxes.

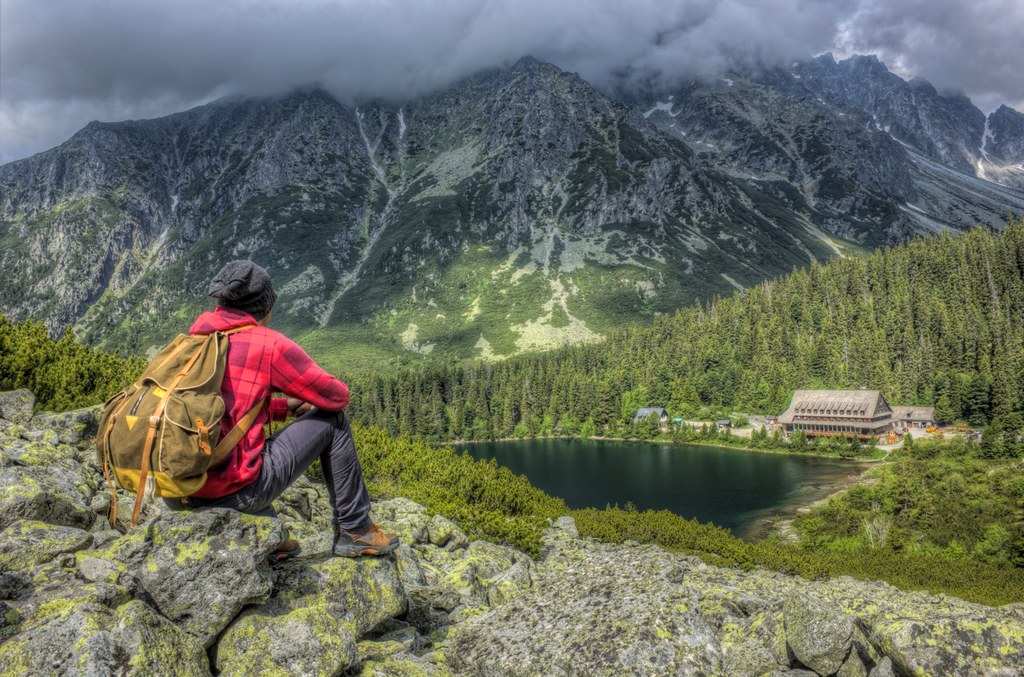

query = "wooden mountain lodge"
[778,390,935,439]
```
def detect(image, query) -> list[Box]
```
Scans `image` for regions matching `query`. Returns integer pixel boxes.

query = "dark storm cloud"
[2,0,1021,164]
[835,0,1024,113]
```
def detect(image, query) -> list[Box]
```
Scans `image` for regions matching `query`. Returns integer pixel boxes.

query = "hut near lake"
[779,389,898,439]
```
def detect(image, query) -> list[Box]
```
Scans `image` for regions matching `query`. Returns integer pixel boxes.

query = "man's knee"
[304,407,345,427]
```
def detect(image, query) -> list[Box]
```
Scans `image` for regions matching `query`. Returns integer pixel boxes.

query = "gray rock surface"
[449,519,723,675]
[216,556,405,675]
[0,389,34,424]
[783,591,853,675]
[31,405,102,445]
[97,509,284,648]
[0,519,93,572]
[0,599,210,676]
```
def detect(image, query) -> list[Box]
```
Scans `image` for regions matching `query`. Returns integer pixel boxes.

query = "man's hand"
[286,398,315,417]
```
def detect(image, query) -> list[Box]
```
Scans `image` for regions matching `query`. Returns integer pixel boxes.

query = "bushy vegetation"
[350,219,1024,442]
[795,435,1024,568]
[0,315,144,411]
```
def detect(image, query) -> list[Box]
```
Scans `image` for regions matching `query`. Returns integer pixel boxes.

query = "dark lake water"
[455,438,864,539]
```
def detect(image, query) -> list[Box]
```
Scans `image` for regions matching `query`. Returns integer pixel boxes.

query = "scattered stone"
[0,519,92,572]
[0,599,209,676]
[0,389,34,424]
[837,649,868,677]
[868,656,895,677]
[216,556,405,676]
[428,514,468,549]
[869,616,1024,676]
[360,652,455,676]
[783,591,854,675]
[447,535,722,675]
[31,405,101,445]
[483,559,532,606]
[393,544,429,587]
[97,509,284,647]
[0,464,96,530]
[374,497,431,546]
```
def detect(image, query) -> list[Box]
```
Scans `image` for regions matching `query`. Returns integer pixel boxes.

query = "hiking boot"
[333,522,399,557]
[268,537,301,565]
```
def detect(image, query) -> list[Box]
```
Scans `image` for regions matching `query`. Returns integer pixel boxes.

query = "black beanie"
[208,260,278,320]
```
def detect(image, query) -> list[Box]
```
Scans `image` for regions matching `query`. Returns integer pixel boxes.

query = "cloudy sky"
[2,0,1022,165]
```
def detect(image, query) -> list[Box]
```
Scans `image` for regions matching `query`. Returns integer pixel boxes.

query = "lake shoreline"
[737,463,881,541]
[450,436,888,540]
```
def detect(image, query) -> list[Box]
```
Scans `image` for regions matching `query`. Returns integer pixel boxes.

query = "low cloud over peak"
[2,0,1022,164]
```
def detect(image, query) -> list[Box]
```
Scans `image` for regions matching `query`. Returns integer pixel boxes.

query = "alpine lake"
[454,438,866,540]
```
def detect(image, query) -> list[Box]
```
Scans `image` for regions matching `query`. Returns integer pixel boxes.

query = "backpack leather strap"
[209,399,265,467]
[204,323,263,466]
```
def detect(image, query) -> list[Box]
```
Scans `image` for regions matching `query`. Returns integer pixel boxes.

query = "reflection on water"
[455,438,862,540]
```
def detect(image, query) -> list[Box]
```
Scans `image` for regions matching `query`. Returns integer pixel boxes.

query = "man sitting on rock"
[164,260,399,561]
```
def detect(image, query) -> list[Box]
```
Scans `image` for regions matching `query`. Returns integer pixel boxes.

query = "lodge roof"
[891,406,936,422]
[778,389,893,424]
[634,407,666,422]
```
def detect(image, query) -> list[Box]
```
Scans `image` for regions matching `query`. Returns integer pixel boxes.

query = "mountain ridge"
[2,54,1023,371]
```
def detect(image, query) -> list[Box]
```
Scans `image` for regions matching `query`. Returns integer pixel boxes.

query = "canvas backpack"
[95,326,263,527]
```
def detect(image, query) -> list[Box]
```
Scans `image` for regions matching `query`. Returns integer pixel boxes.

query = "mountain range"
[2,54,1023,371]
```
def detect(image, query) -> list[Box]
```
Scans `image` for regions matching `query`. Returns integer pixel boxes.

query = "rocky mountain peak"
[1,56,1023,367]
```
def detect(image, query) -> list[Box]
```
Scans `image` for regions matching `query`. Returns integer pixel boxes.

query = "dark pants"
[165,409,372,532]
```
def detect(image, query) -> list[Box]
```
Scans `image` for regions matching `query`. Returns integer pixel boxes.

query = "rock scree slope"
[0,388,1022,676]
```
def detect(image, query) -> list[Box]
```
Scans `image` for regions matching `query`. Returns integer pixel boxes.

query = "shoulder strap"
[210,399,265,467]
[204,323,264,466]
[192,323,256,338]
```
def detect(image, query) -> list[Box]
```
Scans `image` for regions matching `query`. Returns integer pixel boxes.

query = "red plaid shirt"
[188,306,349,498]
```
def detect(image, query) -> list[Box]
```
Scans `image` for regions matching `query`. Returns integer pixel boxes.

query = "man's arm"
[270,335,350,411]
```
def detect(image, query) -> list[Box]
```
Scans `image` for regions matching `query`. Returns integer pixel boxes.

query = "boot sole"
[334,541,400,557]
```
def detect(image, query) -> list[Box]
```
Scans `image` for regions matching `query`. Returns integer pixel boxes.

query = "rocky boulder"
[89,509,285,648]
[783,592,853,675]
[216,557,405,675]
[0,389,34,425]
[438,517,1024,676]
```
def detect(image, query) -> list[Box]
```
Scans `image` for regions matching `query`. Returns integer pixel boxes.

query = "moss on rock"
[0,465,95,531]
[0,519,92,572]
[217,555,406,676]
[0,598,208,676]
[97,509,284,648]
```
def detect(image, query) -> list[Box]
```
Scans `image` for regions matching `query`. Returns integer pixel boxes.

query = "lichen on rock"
[0,519,93,573]
[96,509,284,647]
[216,556,405,676]
[783,591,853,675]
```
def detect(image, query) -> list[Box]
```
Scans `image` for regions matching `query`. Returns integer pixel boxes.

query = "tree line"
[349,218,1024,442]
